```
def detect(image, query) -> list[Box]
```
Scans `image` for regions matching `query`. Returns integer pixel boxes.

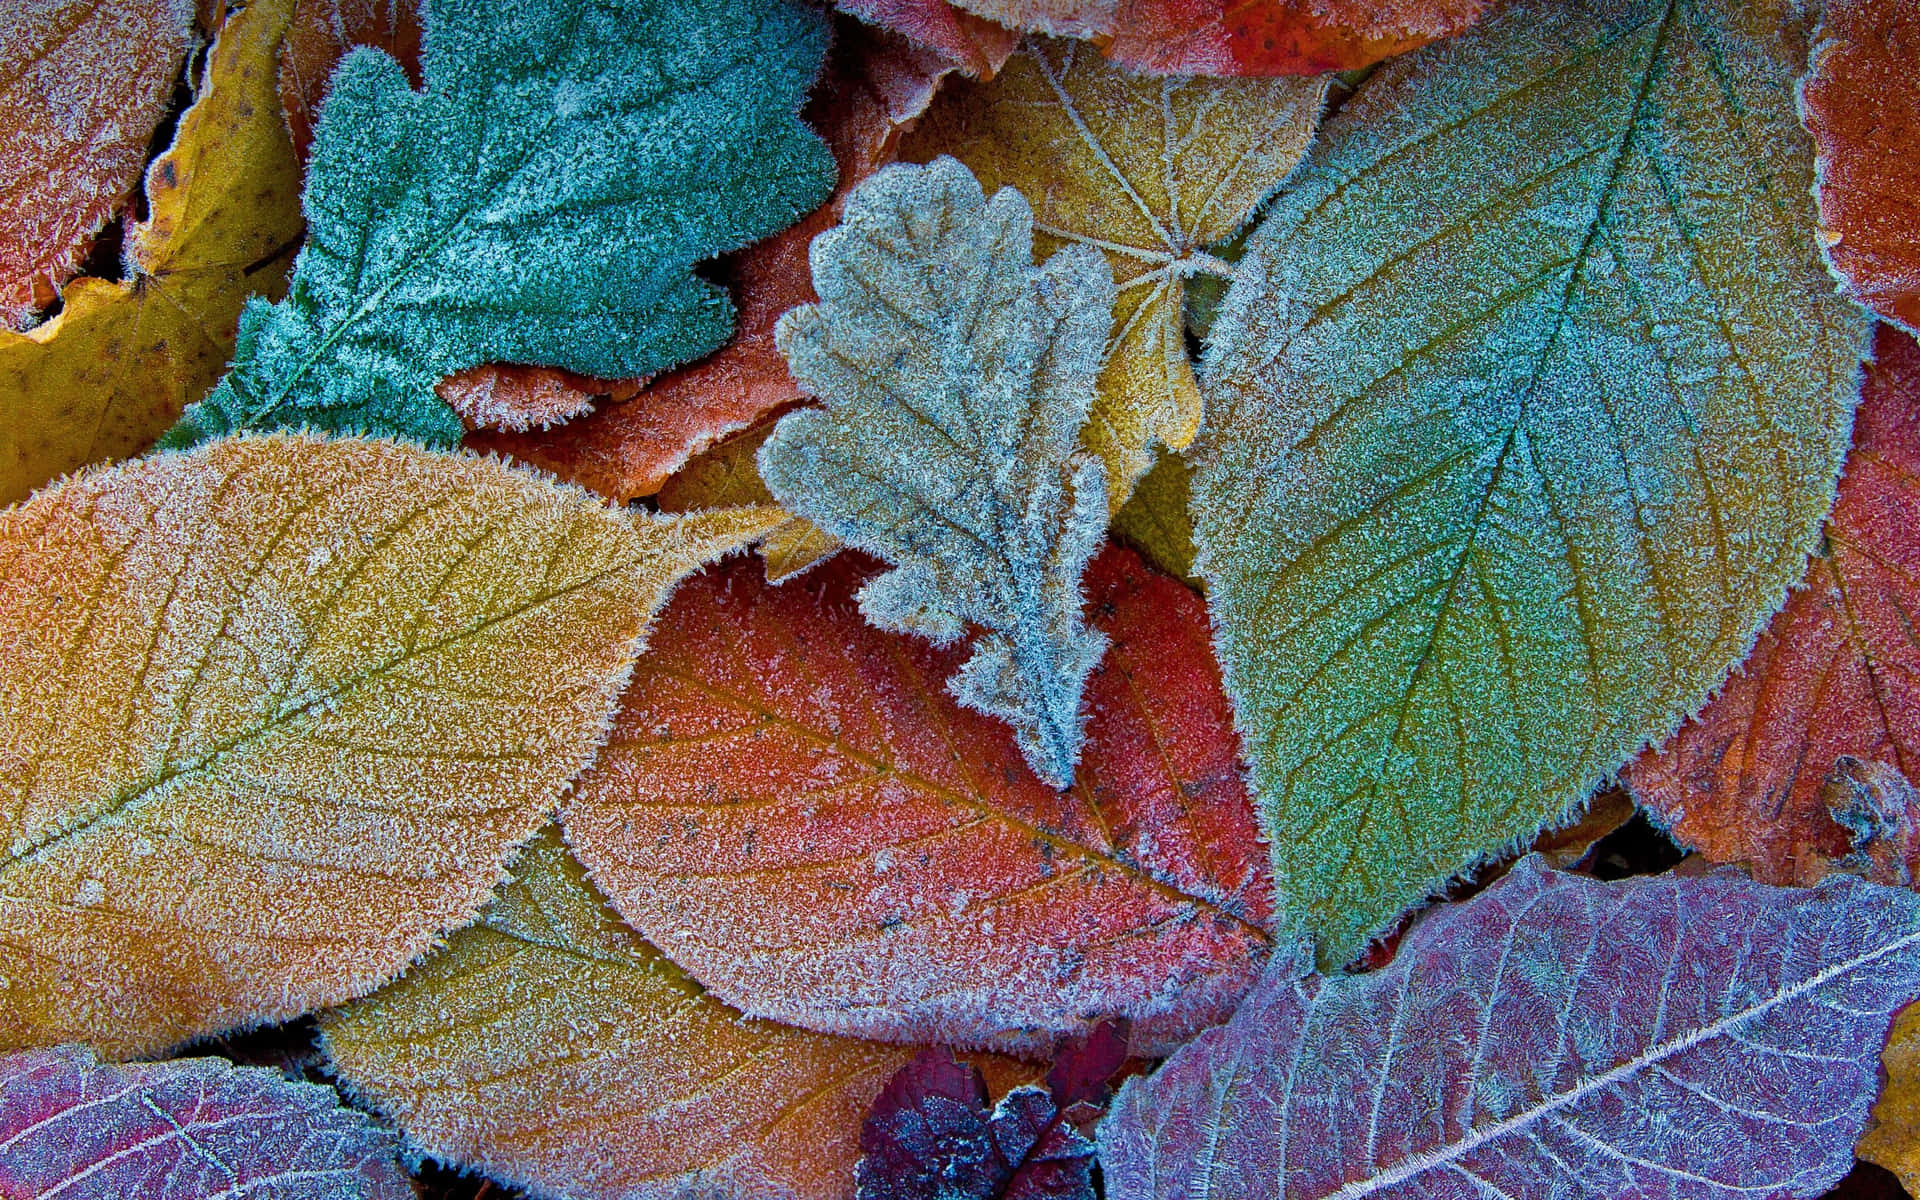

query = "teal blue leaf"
[161,0,834,448]
[760,157,1115,789]
[1194,0,1871,964]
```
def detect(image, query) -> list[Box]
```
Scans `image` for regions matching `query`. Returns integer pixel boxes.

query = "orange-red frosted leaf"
[1625,326,1920,885]
[833,0,1489,76]
[0,0,193,327]
[0,433,778,1057]
[1803,0,1920,335]
[472,17,953,501]
[437,364,638,433]
[322,829,1032,1200]
[276,0,422,161]
[836,0,1018,77]
[563,543,1273,1056]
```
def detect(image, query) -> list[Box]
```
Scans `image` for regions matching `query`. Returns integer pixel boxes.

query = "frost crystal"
[162,0,834,447]
[762,156,1116,787]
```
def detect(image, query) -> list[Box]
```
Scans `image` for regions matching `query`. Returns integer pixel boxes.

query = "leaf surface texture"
[1195,0,1870,962]
[164,0,834,448]
[1098,857,1920,1198]
[564,545,1271,1054]
[0,433,774,1055]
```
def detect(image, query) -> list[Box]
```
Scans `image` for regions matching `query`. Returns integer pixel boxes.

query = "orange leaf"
[1624,326,1920,885]
[470,17,954,501]
[836,0,1019,77]
[0,0,193,326]
[1803,0,1920,335]
[322,830,1033,1200]
[834,0,1490,76]
[563,543,1273,1056]
[0,433,777,1056]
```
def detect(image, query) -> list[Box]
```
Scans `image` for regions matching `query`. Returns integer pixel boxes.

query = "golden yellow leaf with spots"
[656,418,841,582]
[903,39,1325,507]
[0,434,779,1058]
[1864,1002,1920,1192]
[321,829,1032,1200]
[0,0,305,504]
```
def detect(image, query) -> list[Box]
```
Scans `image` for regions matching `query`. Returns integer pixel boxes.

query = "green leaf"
[761,157,1115,788]
[161,0,834,448]
[1195,0,1871,964]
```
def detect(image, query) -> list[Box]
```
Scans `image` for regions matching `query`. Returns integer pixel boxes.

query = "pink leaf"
[1098,856,1920,1199]
[0,1045,411,1199]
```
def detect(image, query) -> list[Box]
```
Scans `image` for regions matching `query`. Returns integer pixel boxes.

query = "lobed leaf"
[321,830,1032,1200]
[0,0,304,504]
[475,16,957,502]
[563,545,1272,1054]
[1194,0,1871,963]
[902,39,1325,508]
[1801,0,1920,335]
[0,433,776,1056]
[762,157,1114,785]
[162,0,834,448]
[0,1044,411,1199]
[0,0,193,327]
[1626,325,1920,885]
[1098,857,1920,1199]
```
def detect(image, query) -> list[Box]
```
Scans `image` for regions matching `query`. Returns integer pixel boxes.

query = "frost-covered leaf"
[763,157,1114,785]
[656,418,841,581]
[1195,0,1871,963]
[1802,0,1920,335]
[161,0,834,449]
[1626,325,1920,886]
[322,830,998,1200]
[836,0,1489,76]
[836,0,1019,77]
[477,16,954,503]
[856,1048,1095,1200]
[0,0,304,504]
[0,433,777,1057]
[563,544,1271,1054]
[276,0,421,161]
[1099,856,1920,1199]
[902,40,1324,507]
[435,364,623,434]
[0,0,193,327]
[0,1044,411,1199]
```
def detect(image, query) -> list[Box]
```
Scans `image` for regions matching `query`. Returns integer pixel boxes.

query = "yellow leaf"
[0,0,305,504]
[1110,447,1197,584]
[903,39,1325,507]
[1864,1002,1920,1193]
[321,829,1029,1200]
[656,418,841,582]
[0,434,778,1057]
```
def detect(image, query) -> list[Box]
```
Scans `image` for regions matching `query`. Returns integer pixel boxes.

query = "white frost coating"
[762,156,1117,788]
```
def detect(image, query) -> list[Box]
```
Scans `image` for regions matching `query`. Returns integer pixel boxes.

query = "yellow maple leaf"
[0,0,305,504]
[0,434,778,1057]
[903,39,1325,508]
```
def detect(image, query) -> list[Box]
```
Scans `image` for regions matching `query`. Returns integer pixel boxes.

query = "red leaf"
[562,543,1273,1054]
[836,0,1019,77]
[856,1048,1094,1200]
[1098,857,1920,1198]
[0,1045,412,1199]
[1625,326,1920,885]
[1044,1018,1129,1111]
[1802,0,1920,335]
[1,0,194,326]
[469,17,954,500]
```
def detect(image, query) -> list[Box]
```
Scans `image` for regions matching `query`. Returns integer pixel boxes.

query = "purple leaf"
[1098,856,1920,1199]
[0,1045,411,1199]
[856,1048,1095,1200]
[1046,1019,1130,1112]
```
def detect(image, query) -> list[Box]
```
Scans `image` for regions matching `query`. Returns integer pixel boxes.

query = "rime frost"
[162,0,834,447]
[762,157,1115,788]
